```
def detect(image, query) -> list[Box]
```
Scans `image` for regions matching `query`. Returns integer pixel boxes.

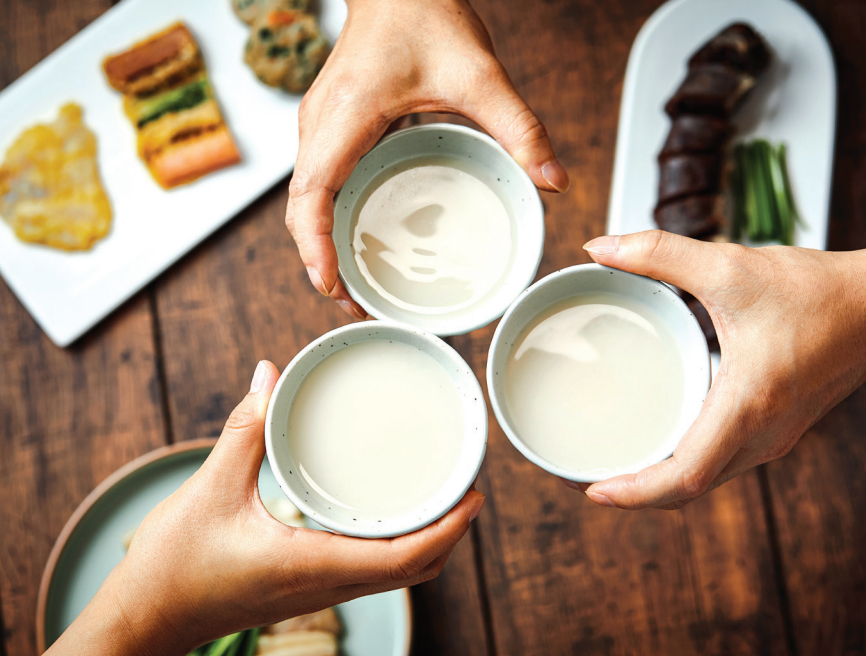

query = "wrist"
[45,556,195,656]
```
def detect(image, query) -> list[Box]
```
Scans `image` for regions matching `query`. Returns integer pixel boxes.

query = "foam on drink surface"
[504,293,685,475]
[352,156,515,314]
[287,340,464,518]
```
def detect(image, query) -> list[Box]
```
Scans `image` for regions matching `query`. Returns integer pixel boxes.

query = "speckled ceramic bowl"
[487,264,712,483]
[265,320,488,538]
[332,123,544,337]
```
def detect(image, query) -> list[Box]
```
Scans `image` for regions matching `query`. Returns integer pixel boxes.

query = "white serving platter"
[607,0,836,250]
[0,0,346,346]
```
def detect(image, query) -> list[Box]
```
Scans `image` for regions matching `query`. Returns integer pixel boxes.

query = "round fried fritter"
[232,0,310,26]
[244,10,329,93]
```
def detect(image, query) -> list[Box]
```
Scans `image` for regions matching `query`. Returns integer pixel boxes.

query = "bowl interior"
[266,321,487,538]
[488,264,711,482]
[333,124,544,336]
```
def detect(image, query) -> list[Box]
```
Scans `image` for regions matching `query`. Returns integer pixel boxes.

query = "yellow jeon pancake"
[0,103,112,251]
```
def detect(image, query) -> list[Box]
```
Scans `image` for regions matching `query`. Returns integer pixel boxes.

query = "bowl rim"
[35,438,413,655]
[333,122,545,337]
[265,319,488,538]
[486,262,712,483]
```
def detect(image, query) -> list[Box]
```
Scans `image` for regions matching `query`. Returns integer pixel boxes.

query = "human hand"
[572,231,866,510]
[47,361,484,656]
[285,0,569,319]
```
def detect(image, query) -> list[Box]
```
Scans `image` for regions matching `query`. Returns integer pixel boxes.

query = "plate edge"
[35,438,218,651]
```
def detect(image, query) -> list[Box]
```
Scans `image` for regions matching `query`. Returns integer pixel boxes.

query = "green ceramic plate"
[37,440,411,655]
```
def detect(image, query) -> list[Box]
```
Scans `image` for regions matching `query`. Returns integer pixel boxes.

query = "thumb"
[583,230,730,298]
[208,360,280,487]
[466,64,569,193]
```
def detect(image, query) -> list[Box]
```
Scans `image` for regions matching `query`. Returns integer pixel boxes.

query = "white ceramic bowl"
[332,123,544,337]
[487,264,711,483]
[265,321,488,538]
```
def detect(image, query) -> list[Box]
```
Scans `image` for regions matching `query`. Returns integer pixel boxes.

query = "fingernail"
[562,479,581,490]
[586,490,616,507]
[337,300,365,320]
[584,235,620,255]
[541,159,570,192]
[307,267,329,297]
[249,361,267,394]
[469,495,485,522]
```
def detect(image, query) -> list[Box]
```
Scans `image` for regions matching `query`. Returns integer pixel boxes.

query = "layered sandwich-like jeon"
[654,22,771,349]
[103,23,241,189]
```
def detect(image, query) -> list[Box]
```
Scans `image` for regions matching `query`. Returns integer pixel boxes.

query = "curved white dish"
[607,0,836,250]
[38,442,411,655]
[0,0,346,347]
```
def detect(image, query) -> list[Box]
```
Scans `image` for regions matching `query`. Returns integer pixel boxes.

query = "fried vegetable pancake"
[245,9,329,92]
[0,103,112,251]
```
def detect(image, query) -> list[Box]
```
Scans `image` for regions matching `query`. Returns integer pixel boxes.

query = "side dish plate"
[0,0,346,346]
[607,0,835,250]
[36,440,412,656]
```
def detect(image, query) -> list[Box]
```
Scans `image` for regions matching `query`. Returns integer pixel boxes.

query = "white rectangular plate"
[608,0,836,249]
[0,0,346,346]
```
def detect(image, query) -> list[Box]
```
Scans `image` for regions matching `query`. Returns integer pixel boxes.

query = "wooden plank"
[763,2,866,654]
[447,0,793,653]
[0,3,167,655]
[152,185,491,654]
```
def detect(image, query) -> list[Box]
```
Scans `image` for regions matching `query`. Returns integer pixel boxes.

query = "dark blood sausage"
[654,22,770,349]
[664,65,755,119]
[689,23,772,76]
[660,115,733,157]
[658,154,723,204]
[653,195,724,239]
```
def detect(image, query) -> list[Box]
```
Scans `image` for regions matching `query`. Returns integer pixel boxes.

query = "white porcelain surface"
[0,0,346,346]
[607,0,835,250]
[487,264,711,483]
[333,123,544,337]
[265,321,487,538]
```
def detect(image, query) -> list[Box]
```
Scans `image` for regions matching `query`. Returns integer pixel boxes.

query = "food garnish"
[730,139,801,246]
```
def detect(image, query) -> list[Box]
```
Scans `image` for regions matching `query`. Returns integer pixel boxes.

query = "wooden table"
[2,1,865,654]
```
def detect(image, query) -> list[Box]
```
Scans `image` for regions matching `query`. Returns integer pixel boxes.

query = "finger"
[330,278,369,320]
[582,230,746,299]
[561,479,590,493]
[287,109,392,298]
[584,376,745,510]
[285,490,484,587]
[207,360,280,487]
[651,447,763,511]
[333,542,459,601]
[466,62,568,193]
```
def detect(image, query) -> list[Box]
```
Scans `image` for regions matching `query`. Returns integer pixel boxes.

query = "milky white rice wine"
[504,294,685,475]
[352,156,515,314]
[288,340,464,517]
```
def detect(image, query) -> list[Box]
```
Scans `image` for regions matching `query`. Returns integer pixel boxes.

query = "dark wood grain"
[3,0,866,655]
[0,284,165,656]
[444,0,792,653]
[0,4,167,655]
[150,183,491,654]
[763,2,866,654]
